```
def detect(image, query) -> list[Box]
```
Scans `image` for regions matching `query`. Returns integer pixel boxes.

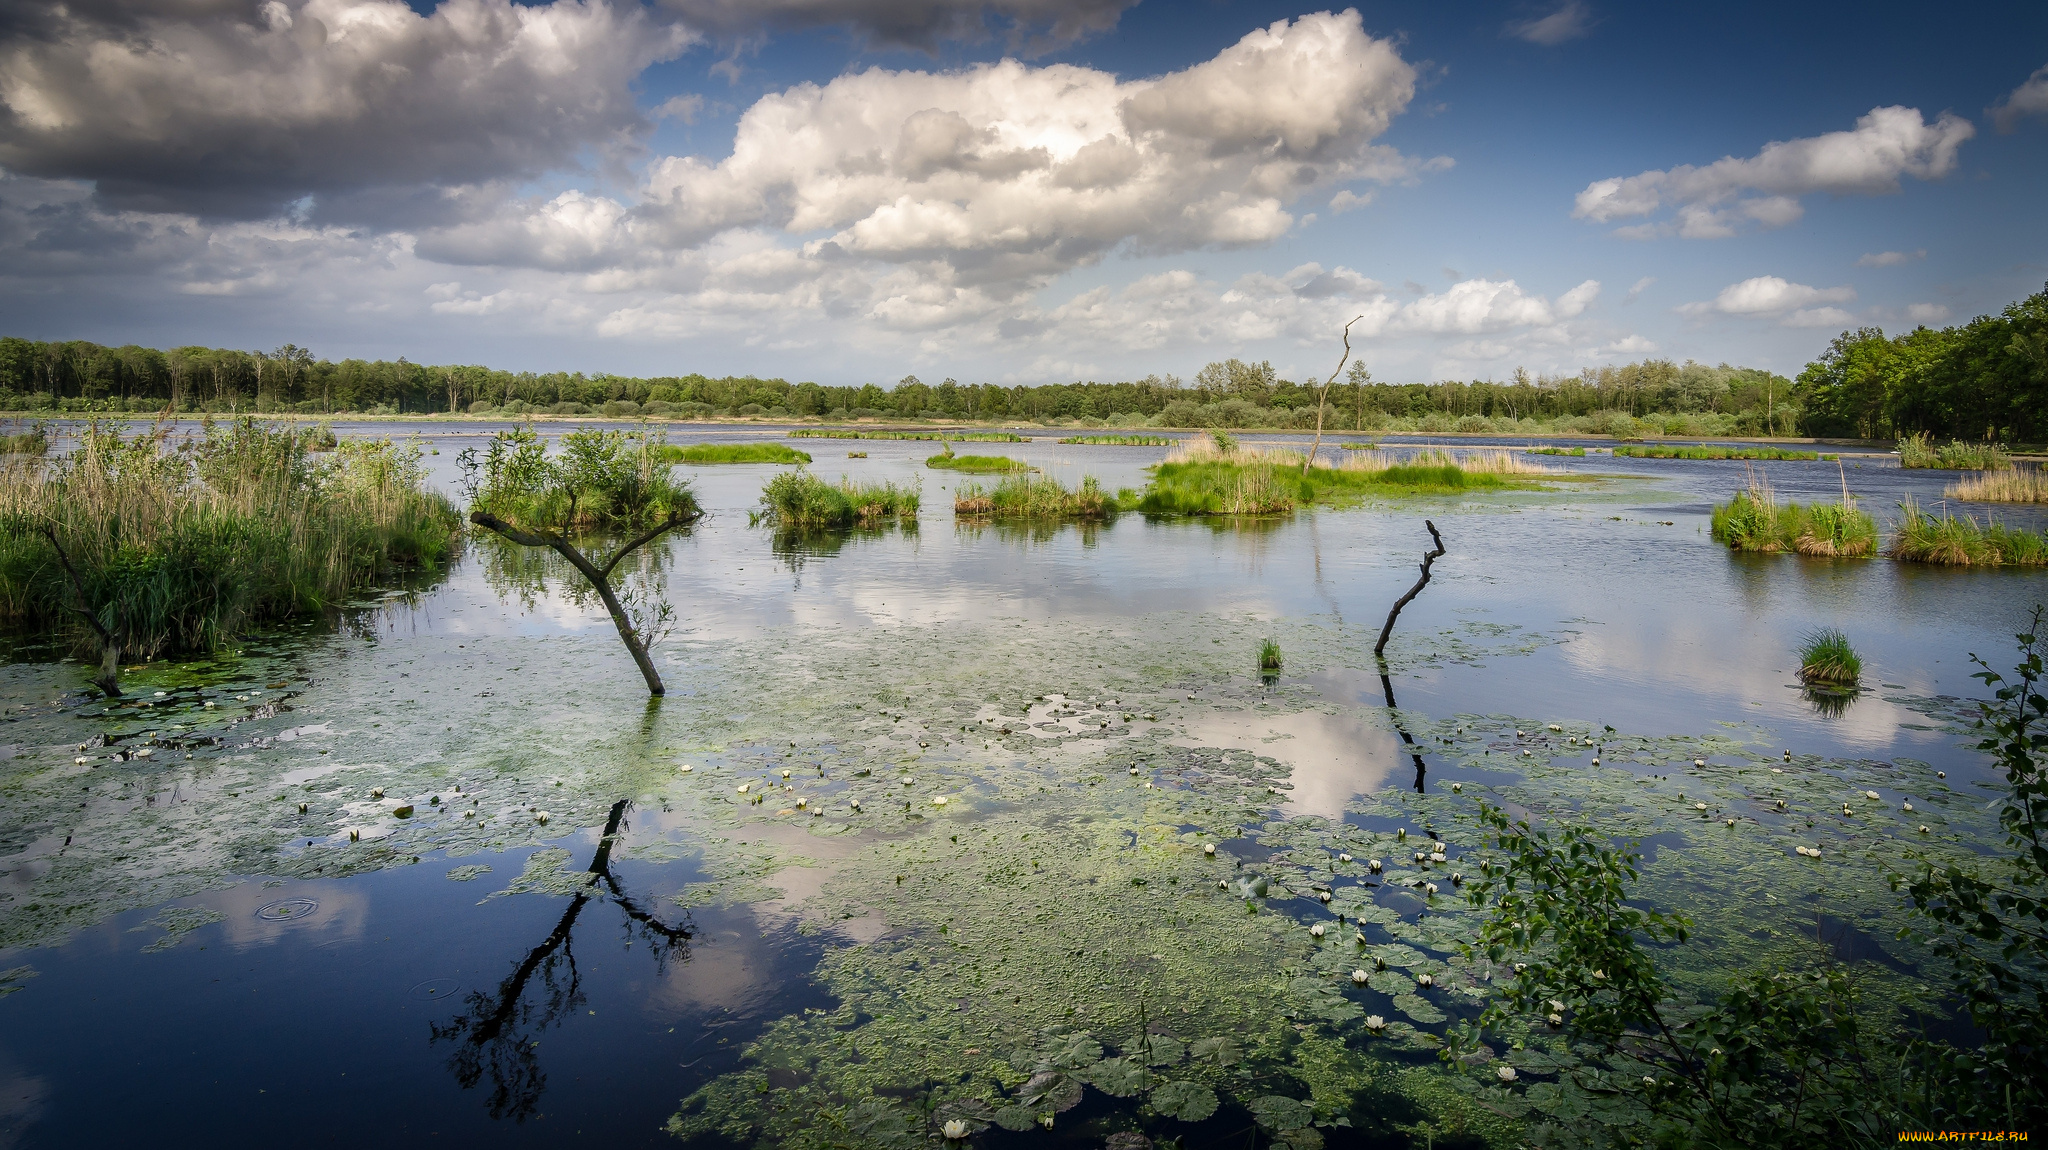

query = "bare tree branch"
[1303,315,1366,475]
[1374,520,1446,658]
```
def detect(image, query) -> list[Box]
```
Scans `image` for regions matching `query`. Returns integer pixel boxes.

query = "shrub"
[601,400,641,418]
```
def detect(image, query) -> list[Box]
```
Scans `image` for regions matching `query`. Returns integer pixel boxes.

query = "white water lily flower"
[781,770,791,779]
[1397,829,1407,840]
[1645,1076,1657,1086]
[1451,782,1463,792]
[1417,973,1434,987]
[932,796,948,806]
[1310,924,1325,938]
[737,784,750,793]
[1513,963,1528,973]
[795,798,806,809]
[678,765,692,773]
[1204,843,1217,856]
[1494,1065,1518,1084]
[1548,1013,1563,1026]
[1548,724,1561,731]
[942,1118,969,1140]
[902,777,915,786]
[1431,852,1447,863]
[1694,802,1707,811]
[1523,749,1532,756]
[1352,969,1370,985]
[1369,859,1383,872]
[1591,757,1600,765]
[1864,790,1880,801]
[1591,970,1606,980]
[1318,890,1332,903]
[1425,883,1440,895]
[1725,818,1735,827]
[1919,824,1930,833]
[1219,880,1229,889]
[1902,802,1913,812]
[1364,1014,1386,1031]
[1694,759,1706,767]
[1937,771,1946,778]
[1338,852,1352,863]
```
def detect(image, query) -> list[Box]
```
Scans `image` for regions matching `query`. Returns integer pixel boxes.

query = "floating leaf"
[1249,1095,1315,1131]
[1017,1070,1084,1113]
[1190,1036,1242,1066]
[1134,1033,1185,1067]
[991,1105,1039,1132]
[1149,1080,1219,1122]
[1082,1057,1154,1097]
[933,1098,996,1132]
[1393,992,1446,1024]
[1037,1031,1103,1070]
[837,1098,922,1149]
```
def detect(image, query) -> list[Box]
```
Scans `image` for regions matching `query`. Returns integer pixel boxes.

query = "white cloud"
[0,0,692,219]
[1505,1,1594,46]
[1574,106,1975,237]
[1329,189,1375,213]
[1991,64,2048,133]
[663,0,1137,54]
[443,10,1438,295]
[1394,278,1598,334]
[1623,275,1654,302]
[1679,276,1856,324]
[1857,249,1925,267]
[1905,302,1952,325]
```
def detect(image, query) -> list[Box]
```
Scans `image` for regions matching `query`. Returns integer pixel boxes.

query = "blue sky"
[1,0,2042,384]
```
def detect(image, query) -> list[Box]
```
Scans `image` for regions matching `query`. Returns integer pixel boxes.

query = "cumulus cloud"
[432,10,1440,293]
[1505,1,1593,46]
[1394,278,1598,334]
[1857,248,1925,267]
[1574,106,1975,238]
[1905,302,1952,325]
[0,0,690,219]
[1678,276,1855,324]
[663,0,1136,54]
[1991,64,2048,133]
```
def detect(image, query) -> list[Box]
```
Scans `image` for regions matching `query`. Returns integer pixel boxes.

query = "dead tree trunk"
[1374,520,1445,658]
[1303,315,1365,475]
[43,527,121,697]
[468,510,693,696]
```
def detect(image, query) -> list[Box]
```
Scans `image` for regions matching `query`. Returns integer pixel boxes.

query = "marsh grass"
[1897,432,2012,471]
[1528,446,1588,456]
[1797,627,1861,687]
[952,473,1132,519]
[1710,475,1877,557]
[756,471,919,530]
[1615,444,1829,461]
[1057,435,1173,446]
[0,419,459,661]
[662,442,811,465]
[1258,638,1282,672]
[1,426,47,456]
[924,450,1029,472]
[1890,498,2047,566]
[1140,441,1556,515]
[790,430,1026,442]
[1945,467,2048,504]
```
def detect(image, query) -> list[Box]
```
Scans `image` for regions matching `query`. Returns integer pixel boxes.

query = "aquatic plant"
[1709,476,1876,557]
[1613,444,1829,461]
[789,429,1026,442]
[0,418,458,692]
[1797,627,1861,687]
[1056,435,1174,446]
[924,446,1029,472]
[1897,431,2012,471]
[1,424,48,455]
[756,470,920,530]
[1891,497,2048,566]
[1526,446,1587,457]
[952,473,1130,519]
[1945,466,2048,504]
[662,442,811,465]
[1258,638,1282,673]
[460,426,699,694]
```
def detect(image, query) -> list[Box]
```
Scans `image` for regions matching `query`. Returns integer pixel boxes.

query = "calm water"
[0,423,2041,1148]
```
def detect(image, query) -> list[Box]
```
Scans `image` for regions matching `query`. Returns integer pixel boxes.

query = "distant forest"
[3,283,2041,441]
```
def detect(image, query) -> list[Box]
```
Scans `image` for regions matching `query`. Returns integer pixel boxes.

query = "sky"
[2,0,2044,385]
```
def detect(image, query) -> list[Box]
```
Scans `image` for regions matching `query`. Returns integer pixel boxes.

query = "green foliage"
[460,426,696,532]
[755,471,919,530]
[924,452,1029,472]
[0,424,47,455]
[1258,638,1282,672]
[1613,444,1827,461]
[1056,435,1174,445]
[0,419,458,659]
[952,473,1131,519]
[789,429,1026,441]
[1798,627,1861,686]
[1527,446,1587,456]
[662,442,810,465]
[1897,432,2013,470]
[1895,609,2048,1126]
[1892,498,2048,566]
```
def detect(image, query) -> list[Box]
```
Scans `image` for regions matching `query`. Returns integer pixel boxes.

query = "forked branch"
[1374,519,1446,658]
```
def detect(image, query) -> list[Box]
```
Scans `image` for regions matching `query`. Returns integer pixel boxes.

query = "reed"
[756,471,919,530]
[0,418,459,661]
[1259,638,1282,673]
[952,473,1130,519]
[1,426,48,455]
[1897,432,2012,471]
[1709,475,1876,556]
[663,443,810,465]
[1890,498,2047,566]
[1797,628,1861,687]
[1613,444,1830,461]
[925,451,1029,472]
[789,429,1026,442]
[1141,441,1556,515]
[1057,435,1174,446]
[1945,467,2048,504]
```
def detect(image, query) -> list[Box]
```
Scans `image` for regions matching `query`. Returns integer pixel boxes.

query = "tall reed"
[755,471,919,529]
[1897,431,2012,471]
[1890,498,2047,566]
[0,419,459,660]
[1945,467,2048,504]
[1710,473,1876,557]
[954,473,1127,519]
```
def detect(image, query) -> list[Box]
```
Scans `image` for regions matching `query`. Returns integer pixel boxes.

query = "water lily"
[902,777,916,786]
[1864,790,1880,801]
[1310,924,1325,938]
[1547,1013,1563,1026]
[1548,724,1561,731]
[1218,880,1229,889]
[1368,859,1383,872]
[737,784,750,793]
[850,798,862,809]
[1318,890,1332,903]
[1513,963,1527,973]
[1425,883,1439,895]
[1374,956,1386,971]
[1416,973,1434,987]
[1450,872,1464,885]
[1430,852,1446,863]
[1397,829,1407,840]
[370,787,384,799]
[1523,749,1532,757]
[1451,782,1463,792]
[678,765,693,773]
[1694,802,1707,811]
[1204,843,1217,856]
[1363,1014,1386,1031]
[796,798,807,809]
[1937,770,1946,779]
[1591,757,1600,765]
[932,796,948,806]
[1919,824,1930,833]
[1725,818,1735,827]
[1496,1065,1518,1082]
[942,1119,969,1140]
[781,769,791,779]
[1694,759,1705,767]
[1902,801,1913,812]
[1338,852,1352,863]
[1352,969,1369,984]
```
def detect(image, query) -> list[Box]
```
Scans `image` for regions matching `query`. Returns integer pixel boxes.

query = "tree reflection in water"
[430,799,694,1121]
[1379,666,1430,793]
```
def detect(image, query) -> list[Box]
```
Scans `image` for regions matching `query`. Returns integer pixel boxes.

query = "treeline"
[1798,283,2048,443]
[3,282,2038,440]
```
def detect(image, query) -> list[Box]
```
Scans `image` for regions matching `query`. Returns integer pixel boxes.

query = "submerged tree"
[460,426,699,695]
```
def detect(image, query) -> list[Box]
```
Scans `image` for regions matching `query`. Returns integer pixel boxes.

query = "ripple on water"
[408,977,461,1001]
[254,898,318,922]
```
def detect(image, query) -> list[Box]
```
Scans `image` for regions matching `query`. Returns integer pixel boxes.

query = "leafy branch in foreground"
[459,425,699,696]
[1894,605,2048,1126]
[1452,802,1908,1147]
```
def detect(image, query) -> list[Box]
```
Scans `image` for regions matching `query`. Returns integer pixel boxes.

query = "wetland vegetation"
[1613,444,1833,461]
[755,470,921,530]
[1946,466,2048,503]
[664,442,811,465]
[1056,434,1174,446]
[925,445,1030,472]
[1137,438,1559,517]
[1710,478,1878,557]
[1897,432,2012,471]
[1798,627,1862,686]
[952,472,1130,519]
[1892,498,2048,566]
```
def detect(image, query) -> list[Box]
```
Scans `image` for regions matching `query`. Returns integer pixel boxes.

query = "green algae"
[445,864,492,881]
[133,904,226,952]
[0,964,37,995]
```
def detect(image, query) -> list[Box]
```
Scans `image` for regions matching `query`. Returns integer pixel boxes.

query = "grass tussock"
[1259,638,1282,673]
[1614,444,1831,461]
[925,449,1029,472]
[1897,432,2012,471]
[1890,498,2047,566]
[0,418,459,659]
[1528,446,1587,457]
[953,473,1132,520]
[1798,627,1861,687]
[1139,440,1558,516]
[789,429,1026,442]
[1945,467,2048,504]
[1057,435,1174,446]
[755,471,919,530]
[2,426,48,455]
[1709,475,1877,557]
[663,442,811,465]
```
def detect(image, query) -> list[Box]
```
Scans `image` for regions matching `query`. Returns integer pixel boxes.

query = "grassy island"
[953,473,1133,519]
[925,449,1029,473]
[1709,479,1876,557]
[1136,438,1560,516]
[1057,434,1174,446]
[790,429,1027,442]
[1615,444,1832,461]
[1891,499,2046,566]
[662,442,811,465]
[756,471,919,530]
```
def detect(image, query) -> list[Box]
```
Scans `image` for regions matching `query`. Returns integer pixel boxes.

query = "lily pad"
[1249,1095,1316,1131]
[1149,1080,1219,1122]
[1393,992,1446,1024]
[992,1105,1039,1132]
[1189,1036,1242,1066]
[1133,1032,1185,1066]
[1017,1070,1084,1113]
[1037,1031,1103,1070]
[1082,1057,1154,1097]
